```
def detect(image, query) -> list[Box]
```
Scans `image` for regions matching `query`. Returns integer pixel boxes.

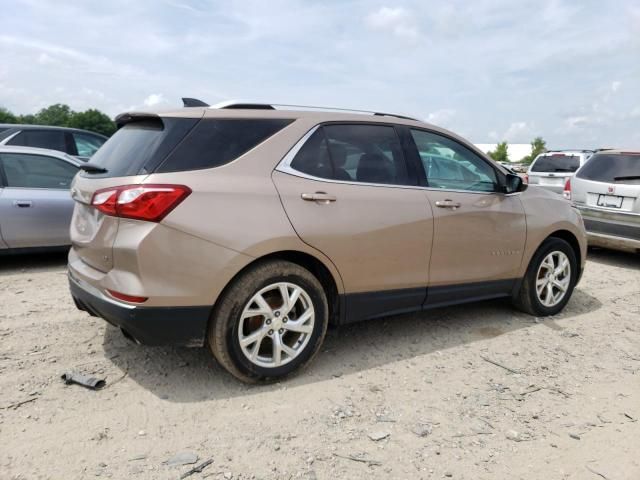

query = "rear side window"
[7,129,67,153]
[576,153,640,183]
[0,153,78,189]
[290,124,410,186]
[531,154,580,172]
[157,119,292,173]
[73,132,106,157]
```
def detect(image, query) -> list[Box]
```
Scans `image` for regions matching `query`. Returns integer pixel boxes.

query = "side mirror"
[504,173,527,193]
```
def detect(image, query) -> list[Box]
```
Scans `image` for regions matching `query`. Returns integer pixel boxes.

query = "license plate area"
[596,194,623,208]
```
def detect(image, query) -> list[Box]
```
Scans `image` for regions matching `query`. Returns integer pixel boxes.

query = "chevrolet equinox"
[68,101,587,382]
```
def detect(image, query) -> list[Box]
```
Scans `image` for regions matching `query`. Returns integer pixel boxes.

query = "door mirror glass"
[505,173,526,193]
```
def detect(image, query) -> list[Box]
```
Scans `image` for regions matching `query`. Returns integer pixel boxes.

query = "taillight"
[524,174,529,184]
[91,184,191,222]
[563,178,571,200]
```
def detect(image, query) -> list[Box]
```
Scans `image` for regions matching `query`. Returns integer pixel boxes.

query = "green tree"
[17,114,38,124]
[488,141,509,163]
[0,107,18,123]
[521,137,547,164]
[34,103,73,126]
[68,109,116,137]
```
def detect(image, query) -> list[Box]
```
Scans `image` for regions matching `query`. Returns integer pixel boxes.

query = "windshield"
[531,154,580,173]
[576,153,640,183]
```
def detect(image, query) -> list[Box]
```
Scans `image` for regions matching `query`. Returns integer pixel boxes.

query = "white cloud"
[143,93,166,107]
[426,108,455,126]
[503,121,531,142]
[611,80,621,92]
[365,7,419,39]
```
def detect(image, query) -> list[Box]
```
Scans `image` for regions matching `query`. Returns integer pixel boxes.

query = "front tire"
[513,237,578,316]
[208,260,328,383]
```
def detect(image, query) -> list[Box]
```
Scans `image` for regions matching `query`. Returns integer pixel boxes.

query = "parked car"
[0,124,107,158]
[0,146,82,252]
[565,150,640,253]
[68,102,586,382]
[527,150,593,194]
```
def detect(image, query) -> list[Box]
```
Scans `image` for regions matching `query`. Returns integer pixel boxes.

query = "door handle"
[301,192,337,204]
[435,199,461,209]
[13,200,33,208]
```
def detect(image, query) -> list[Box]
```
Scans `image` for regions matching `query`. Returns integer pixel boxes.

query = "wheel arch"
[210,250,342,327]
[547,229,583,267]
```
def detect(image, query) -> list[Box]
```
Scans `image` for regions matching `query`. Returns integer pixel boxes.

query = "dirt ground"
[1,249,639,480]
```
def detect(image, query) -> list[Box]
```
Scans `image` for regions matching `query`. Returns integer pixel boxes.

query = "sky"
[1,0,639,148]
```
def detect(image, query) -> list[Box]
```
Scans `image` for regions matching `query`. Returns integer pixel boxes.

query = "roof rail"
[546,149,595,153]
[210,100,420,121]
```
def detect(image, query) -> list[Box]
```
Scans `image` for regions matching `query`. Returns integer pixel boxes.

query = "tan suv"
[68,102,587,382]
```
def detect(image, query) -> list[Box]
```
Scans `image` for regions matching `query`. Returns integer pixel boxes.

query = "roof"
[0,145,82,164]
[0,124,108,139]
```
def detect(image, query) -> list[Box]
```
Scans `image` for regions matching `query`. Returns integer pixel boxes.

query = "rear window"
[86,117,292,177]
[576,153,640,183]
[86,118,199,178]
[531,154,580,172]
[156,118,292,173]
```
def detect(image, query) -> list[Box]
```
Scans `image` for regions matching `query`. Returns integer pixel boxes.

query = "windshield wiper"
[614,175,640,181]
[79,163,108,173]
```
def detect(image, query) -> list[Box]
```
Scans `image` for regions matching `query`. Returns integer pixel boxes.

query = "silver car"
[527,150,593,194]
[0,146,81,252]
[566,150,640,253]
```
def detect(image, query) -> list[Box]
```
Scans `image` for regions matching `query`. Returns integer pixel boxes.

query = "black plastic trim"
[424,279,516,309]
[341,287,426,324]
[584,218,640,241]
[338,279,518,324]
[69,276,210,347]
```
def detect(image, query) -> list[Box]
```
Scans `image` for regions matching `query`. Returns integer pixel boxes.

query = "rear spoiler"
[114,112,162,129]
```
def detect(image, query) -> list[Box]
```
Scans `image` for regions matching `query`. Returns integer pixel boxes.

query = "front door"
[273,123,434,322]
[407,129,526,306]
[0,152,77,248]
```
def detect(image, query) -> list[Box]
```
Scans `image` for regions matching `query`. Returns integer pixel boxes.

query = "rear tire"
[513,237,578,316]
[208,260,328,383]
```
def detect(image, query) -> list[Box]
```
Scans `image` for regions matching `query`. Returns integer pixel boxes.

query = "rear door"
[573,152,640,212]
[0,152,78,248]
[273,123,434,321]
[407,129,526,305]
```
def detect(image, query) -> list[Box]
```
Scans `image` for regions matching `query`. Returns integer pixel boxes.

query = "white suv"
[566,150,640,253]
[527,150,593,195]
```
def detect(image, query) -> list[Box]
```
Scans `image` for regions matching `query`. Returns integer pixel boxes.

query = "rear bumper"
[530,183,564,195]
[577,205,640,253]
[69,272,210,347]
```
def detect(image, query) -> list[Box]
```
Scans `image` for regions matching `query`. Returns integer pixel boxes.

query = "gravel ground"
[1,249,639,480]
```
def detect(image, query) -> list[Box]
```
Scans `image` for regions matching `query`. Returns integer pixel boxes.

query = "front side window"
[7,129,67,153]
[73,132,106,157]
[411,129,498,192]
[0,153,78,189]
[290,124,410,186]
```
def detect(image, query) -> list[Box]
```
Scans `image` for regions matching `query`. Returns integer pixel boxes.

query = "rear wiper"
[614,175,640,181]
[79,163,108,173]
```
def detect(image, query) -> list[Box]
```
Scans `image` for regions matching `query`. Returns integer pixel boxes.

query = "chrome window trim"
[275,124,517,196]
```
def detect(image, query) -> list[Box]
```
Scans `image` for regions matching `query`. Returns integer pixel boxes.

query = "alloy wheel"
[535,251,571,308]
[237,282,315,368]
